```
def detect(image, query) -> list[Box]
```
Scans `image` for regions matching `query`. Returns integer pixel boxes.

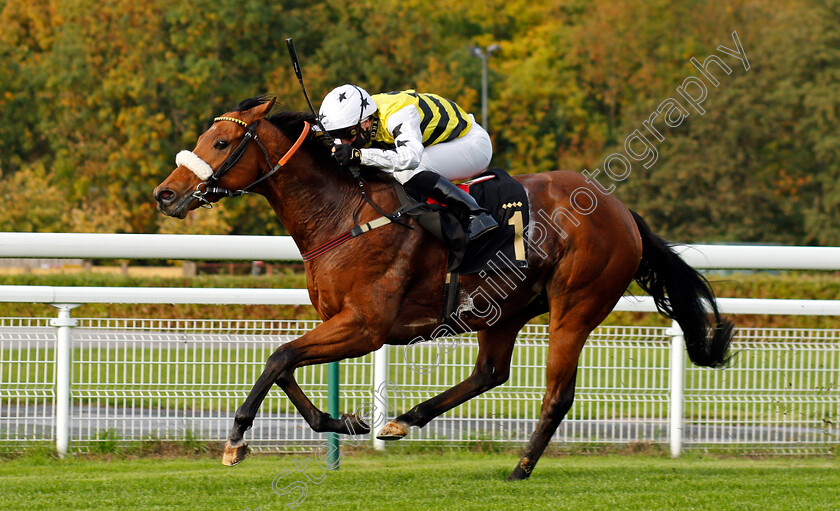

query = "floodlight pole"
[470,44,500,131]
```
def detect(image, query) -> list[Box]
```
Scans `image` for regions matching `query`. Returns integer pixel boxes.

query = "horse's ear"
[253,97,277,120]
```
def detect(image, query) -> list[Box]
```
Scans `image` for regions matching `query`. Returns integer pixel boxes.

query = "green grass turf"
[1,451,838,510]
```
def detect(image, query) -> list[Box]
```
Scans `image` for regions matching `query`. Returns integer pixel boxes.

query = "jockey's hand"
[332,143,361,167]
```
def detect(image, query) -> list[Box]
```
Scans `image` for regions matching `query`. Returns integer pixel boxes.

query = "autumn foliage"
[1,0,838,244]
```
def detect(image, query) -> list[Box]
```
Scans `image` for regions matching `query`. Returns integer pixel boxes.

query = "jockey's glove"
[332,144,362,167]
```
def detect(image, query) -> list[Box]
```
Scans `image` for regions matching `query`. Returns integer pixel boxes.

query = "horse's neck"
[261,154,360,253]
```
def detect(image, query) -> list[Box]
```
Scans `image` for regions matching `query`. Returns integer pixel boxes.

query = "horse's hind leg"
[508,307,602,480]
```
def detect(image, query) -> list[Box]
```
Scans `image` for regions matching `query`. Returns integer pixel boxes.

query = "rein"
[190,117,310,207]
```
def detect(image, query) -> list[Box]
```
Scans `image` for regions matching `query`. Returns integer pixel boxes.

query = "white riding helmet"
[319,84,378,132]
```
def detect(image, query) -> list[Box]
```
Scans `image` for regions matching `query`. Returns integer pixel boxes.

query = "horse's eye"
[214,139,229,150]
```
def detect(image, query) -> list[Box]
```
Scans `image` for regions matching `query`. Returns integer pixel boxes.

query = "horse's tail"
[630,210,733,368]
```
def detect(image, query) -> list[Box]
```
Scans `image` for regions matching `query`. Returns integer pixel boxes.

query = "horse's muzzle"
[154,186,192,218]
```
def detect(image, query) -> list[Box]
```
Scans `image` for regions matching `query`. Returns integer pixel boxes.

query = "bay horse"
[154,96,732,480]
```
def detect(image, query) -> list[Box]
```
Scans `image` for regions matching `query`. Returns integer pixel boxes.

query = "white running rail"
[1,233,838,458]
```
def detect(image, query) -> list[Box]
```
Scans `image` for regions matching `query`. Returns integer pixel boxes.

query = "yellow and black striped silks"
[370,90,473,147]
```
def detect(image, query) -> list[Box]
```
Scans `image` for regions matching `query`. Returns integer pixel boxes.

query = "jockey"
[319,84,498,239]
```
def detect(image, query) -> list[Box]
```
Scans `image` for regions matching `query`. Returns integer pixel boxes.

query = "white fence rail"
[0,233,301,260]
[1,234,838,457]
[4,232,840,268]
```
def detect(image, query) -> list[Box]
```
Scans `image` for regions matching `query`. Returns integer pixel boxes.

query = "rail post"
[50,304,80,458]
[372,345,388,451]
[327,361,340,469]
[667,319,685,457]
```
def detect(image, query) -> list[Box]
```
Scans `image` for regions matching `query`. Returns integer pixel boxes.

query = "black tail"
[631,211,733,368]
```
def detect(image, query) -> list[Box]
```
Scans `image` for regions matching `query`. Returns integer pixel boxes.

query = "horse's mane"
[269,111,338,166]
[232,96,392,184]
[232,96,337,169]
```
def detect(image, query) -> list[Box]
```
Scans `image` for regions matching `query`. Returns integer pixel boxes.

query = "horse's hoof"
[507,469,531,481]
[222,441,249,466]
[507,457,534,480]
[376,421,408,440]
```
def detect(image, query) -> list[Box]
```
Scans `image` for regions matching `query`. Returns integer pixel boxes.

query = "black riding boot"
[407,171,498,240]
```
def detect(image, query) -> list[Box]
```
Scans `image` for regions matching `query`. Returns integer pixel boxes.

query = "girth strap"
[301,215,395,261]
[300,179,431,262]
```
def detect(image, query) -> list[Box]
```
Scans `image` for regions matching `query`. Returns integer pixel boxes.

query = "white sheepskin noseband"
[175,150,214,180]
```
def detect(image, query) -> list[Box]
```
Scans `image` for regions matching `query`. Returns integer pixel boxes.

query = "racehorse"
[154,96,733,480]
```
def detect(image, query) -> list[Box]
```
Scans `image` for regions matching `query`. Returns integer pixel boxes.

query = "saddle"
[395,167,529,273]
[394,167,530,325]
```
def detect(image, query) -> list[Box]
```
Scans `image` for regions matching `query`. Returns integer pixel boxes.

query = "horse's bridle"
[190,116,310,207]
[181,113,414,260]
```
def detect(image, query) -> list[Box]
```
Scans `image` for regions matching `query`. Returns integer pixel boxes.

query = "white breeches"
[392,116,493,184]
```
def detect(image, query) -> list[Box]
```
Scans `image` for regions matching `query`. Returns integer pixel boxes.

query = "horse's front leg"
[223,310,381,466]
[377,320,520,440]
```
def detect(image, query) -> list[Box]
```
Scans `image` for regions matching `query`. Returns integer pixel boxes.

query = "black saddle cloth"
[400,167,530,274]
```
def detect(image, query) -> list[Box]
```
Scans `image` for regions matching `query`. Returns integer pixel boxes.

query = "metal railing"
[2,318,837,456]
[1,234,838,457]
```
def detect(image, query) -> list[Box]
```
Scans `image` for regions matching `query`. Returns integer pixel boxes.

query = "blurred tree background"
[0,0,837,244]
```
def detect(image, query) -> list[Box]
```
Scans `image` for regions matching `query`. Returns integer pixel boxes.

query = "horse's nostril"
[156,188,176,204]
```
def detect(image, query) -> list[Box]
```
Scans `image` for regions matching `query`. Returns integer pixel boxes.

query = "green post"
[327,361,340,470]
